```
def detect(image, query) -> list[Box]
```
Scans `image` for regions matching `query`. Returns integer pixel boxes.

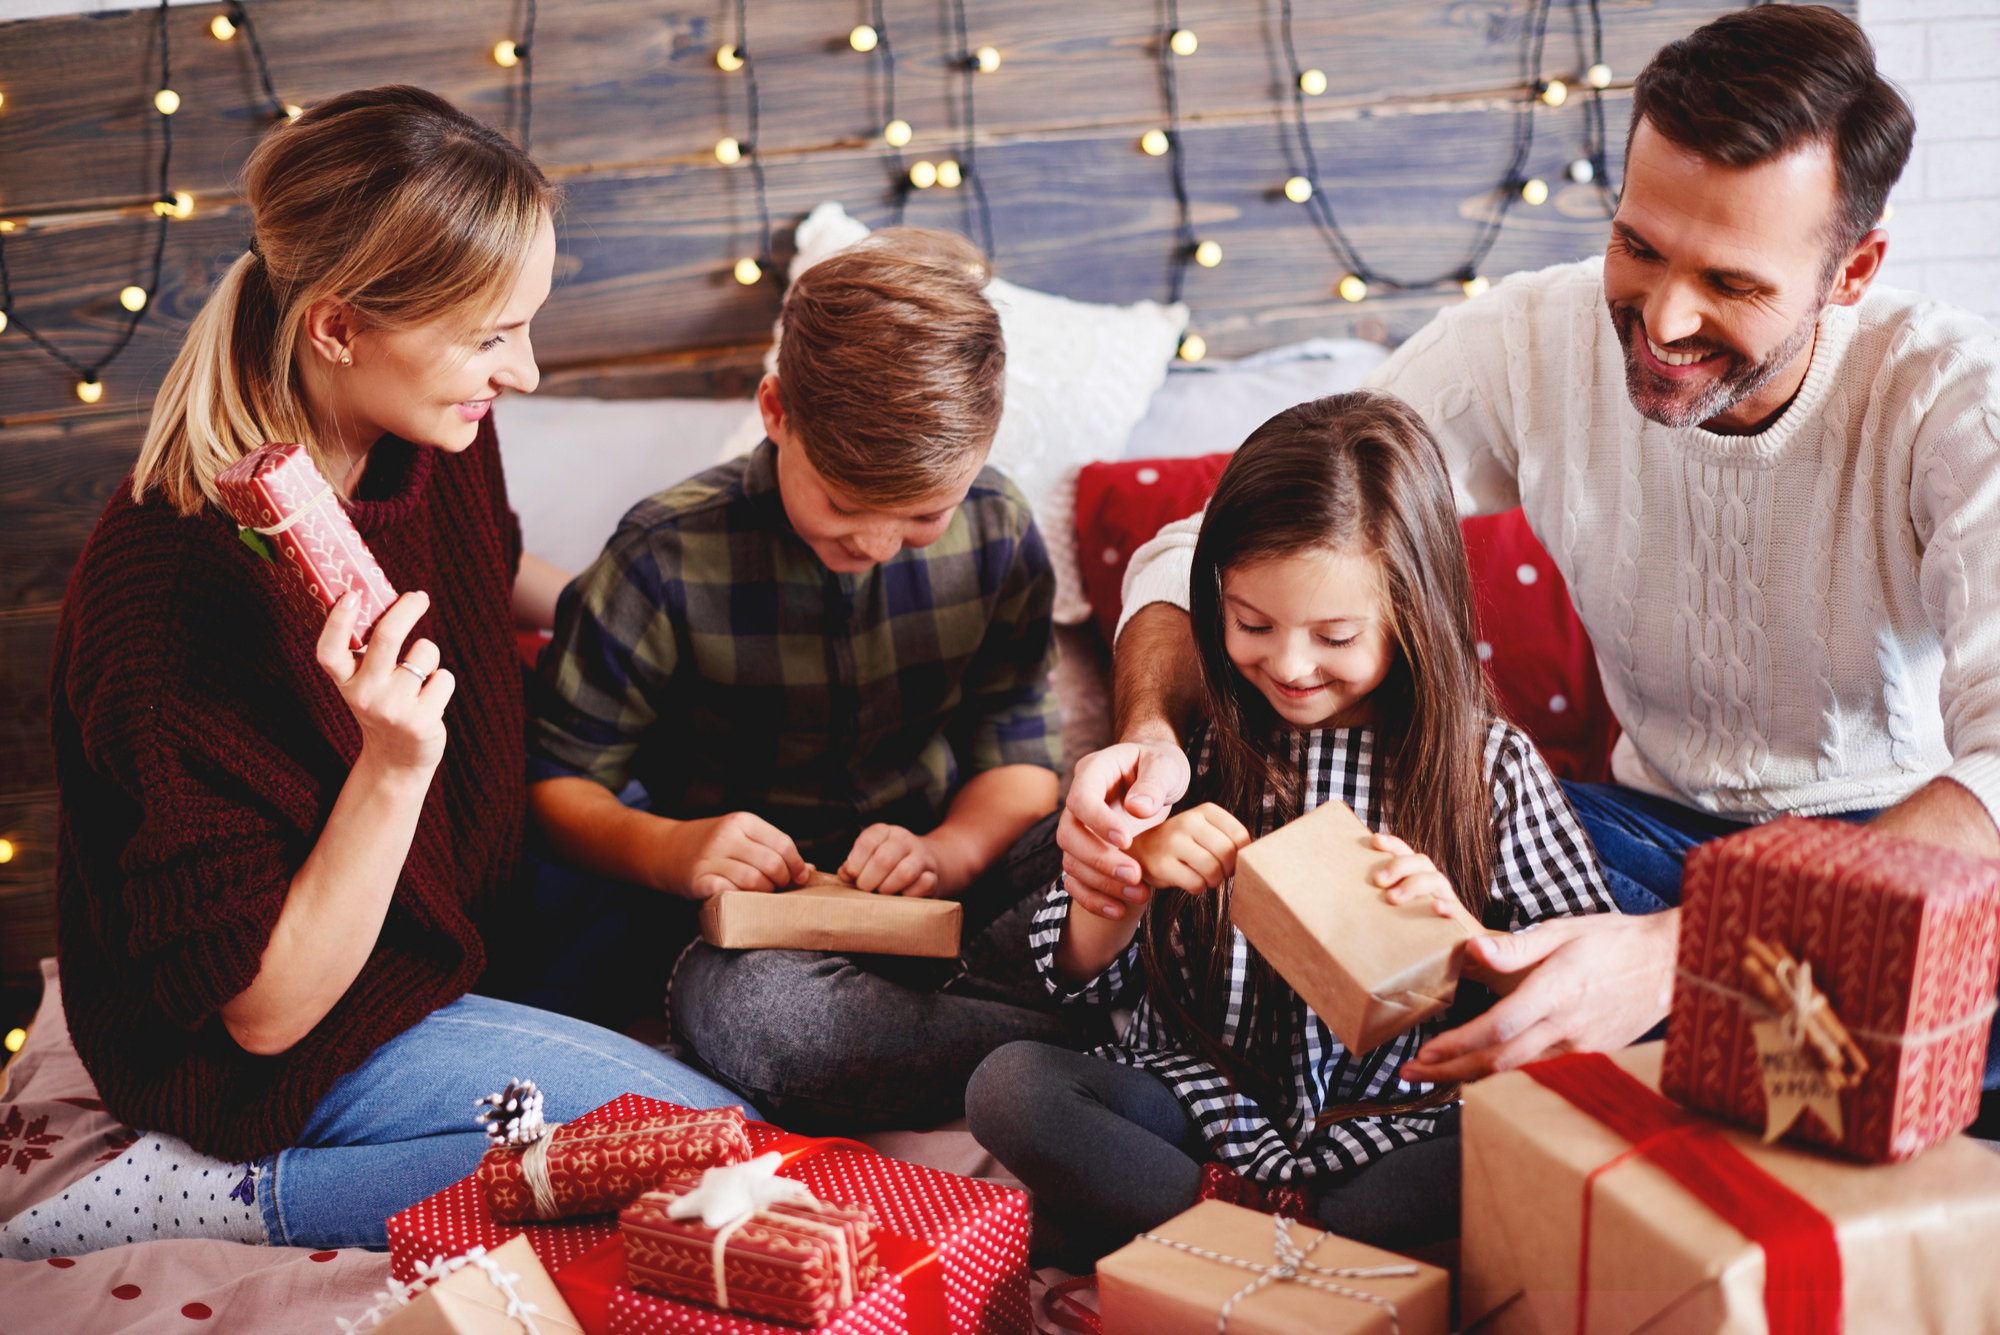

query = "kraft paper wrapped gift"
[1461,1043,2000,1335]
[215,442,398,649]
[1229,798,1481,1053]
[1095,1199,1449,1335]
[369,1235,585,1335]
[1662,816,2000,1164]
[699,878,961,958]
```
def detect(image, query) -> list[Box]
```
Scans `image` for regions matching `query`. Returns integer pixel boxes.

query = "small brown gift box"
[1229,798,1480,1053]
[1095,1199,1448,1335]
[1462,1043,2000,1335]
[699,879,961,959]
[478,1105,753,1223]
[620,1164,881,1328]
[372,1235,585,1335]
[215,442,399,650]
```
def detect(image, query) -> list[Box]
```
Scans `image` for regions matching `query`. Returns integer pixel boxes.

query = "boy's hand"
[840,824,945,897]
[664,811,811,900]
[1129,803,1251,894]
[1374,830,1488,936]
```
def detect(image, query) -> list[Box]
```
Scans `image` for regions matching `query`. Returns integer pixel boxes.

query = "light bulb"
[1520,177,1549,206]
[0,837,12,863]
[909,160,938,189]
[1538,79,1567,107]
[1299,69,1327,96]
[849,25,878,53]
[1139,129,1170,157]
[714,137,742,165]
[1178,333,1207,362]
[493,40,520,68]
[1461,274,1490,298]
[1880,203,1895,224]
[937,159,963,188]
[1283,176,1313,203]
[0,310,8,333]
[716,44,745,72]
[118,286,147,312]
[0,92,7,111]
[974,46,1001,73]
[1567,157,1595,184]
[210,14,236,40]
[1169,29,1198,56]
[884,119,912,147]
[3,1028,23,1055]
[734,256,762,285]
[1586,63,1612,90]
[1193,240,1221,268]
[284,104,304,122]
[152,190,195,219]
[77,378,104,404]
[154,88,181,116]
[1338,274,1368,303]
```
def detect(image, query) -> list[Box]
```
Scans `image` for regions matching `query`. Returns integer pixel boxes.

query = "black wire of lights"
[0,0,179,404]
[713,0,776,285]
[944,0,997,258]
[491,0,537,150]
[1275,0,1560,299]
[851,3,912,224]
[219,1,300,124]
[1147,6,1216,360]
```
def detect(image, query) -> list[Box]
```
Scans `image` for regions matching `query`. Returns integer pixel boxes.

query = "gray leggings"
[965,1040,1461,1267]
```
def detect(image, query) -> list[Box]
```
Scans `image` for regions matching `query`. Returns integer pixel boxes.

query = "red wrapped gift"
[618,1156,879,1327]
[215,442,398,649]
[390,1102,1031,1335]
[1663,816,2000,1162]
[476,1082,753,1222]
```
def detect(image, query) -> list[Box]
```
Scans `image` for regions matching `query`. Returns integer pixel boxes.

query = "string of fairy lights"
[1,0,1630,401]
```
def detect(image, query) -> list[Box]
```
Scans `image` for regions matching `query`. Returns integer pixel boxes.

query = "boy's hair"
[1142,391,1496,1117]
[776,227,1005,506]
[1629,4,1912,258]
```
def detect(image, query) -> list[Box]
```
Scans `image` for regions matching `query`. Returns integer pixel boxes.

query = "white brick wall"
[1861,0,2000,323]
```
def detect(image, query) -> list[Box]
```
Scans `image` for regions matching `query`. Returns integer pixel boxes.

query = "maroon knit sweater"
[50,419,526,1161]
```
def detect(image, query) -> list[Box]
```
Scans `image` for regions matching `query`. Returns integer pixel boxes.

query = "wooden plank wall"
[0,0,1807,1003]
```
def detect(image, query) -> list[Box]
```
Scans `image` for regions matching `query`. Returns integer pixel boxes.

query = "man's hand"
[1130,802,1251,894]
[840,824,945,897]
[1057,739,1191,920]
[662,811,811,900]
[1400,909,1679,1083]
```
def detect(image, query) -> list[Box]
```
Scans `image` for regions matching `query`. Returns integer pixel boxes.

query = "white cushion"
[1121,338,1392,461]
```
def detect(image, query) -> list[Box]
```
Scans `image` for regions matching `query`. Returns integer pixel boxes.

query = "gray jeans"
[669,813,1098,1131]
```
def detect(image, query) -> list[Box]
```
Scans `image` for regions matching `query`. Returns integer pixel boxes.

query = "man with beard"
[1058,5,2000,1086]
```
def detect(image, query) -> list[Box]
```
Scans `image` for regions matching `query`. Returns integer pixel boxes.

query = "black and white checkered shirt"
[1030,720,1615,1186]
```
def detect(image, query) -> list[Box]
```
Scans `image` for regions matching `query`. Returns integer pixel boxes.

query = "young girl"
[965,391,1614,1262]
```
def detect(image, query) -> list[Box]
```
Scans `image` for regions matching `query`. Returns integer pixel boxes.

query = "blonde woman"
[1,87,746,1259]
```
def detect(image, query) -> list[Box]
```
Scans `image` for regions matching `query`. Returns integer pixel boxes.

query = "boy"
[529,229,1072,1129]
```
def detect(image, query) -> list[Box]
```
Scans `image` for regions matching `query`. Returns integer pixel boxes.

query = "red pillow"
[1073,455,1618,782]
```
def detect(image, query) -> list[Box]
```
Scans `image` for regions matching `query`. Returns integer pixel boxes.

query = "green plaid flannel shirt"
[530,440,1062,868]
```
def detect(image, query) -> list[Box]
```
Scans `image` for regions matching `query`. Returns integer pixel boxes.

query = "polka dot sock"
[0,1134,266,1258]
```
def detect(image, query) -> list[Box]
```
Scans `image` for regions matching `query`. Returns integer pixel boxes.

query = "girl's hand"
[841,824,944,897]
[663,811,811,899]
[316,589,454,774]
[1373,831,1487,938]
[1130,802,1252,893]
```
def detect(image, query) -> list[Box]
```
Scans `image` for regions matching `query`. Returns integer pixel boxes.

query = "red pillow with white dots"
[1074,455,1618,782]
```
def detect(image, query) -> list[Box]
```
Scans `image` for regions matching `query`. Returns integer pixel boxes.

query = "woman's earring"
[338,349,352,366]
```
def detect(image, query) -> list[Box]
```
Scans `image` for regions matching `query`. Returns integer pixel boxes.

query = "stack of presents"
[344,804,2000,1335]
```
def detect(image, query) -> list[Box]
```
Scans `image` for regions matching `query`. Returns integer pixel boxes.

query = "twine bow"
[477,1080,567,1220]
[1740,937,1869,1092]
[666,1153,824,1311]
[1136,1214,1416,1335]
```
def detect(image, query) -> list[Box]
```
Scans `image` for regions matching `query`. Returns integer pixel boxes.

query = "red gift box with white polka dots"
[387,1095,1032,1335]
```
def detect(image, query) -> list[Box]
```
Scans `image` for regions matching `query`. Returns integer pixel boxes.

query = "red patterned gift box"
[215,442,399,650]
[391,1099,1032,1335]
[479,1104,753,1223]
[1663,816,2000,1163]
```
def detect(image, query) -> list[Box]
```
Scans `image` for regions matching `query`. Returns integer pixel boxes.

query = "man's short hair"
[776,227,1005,507]
[1629,4,1914,254]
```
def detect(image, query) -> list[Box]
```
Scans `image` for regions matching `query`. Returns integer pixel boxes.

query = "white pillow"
[1121,338,1392,461]
[785,202,1187,623]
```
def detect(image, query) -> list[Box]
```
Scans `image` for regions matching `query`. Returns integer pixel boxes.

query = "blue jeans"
[1559,781,2000,1089]
[256,994,754,1249]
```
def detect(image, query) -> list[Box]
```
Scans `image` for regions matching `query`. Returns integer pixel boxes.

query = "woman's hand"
[662,811,811,900]
[316,590,454,774]
[1130,802,1252,893]
[841,824,945,897]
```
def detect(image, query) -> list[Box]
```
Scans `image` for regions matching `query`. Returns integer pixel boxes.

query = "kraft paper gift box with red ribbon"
[1661,816,2000,1163]
[215,442,399,650]
[473,1080,755,1223]
[388,1094,1032,1335]
[1094,1199,1449,1335]
[1461,1043,2000,1335]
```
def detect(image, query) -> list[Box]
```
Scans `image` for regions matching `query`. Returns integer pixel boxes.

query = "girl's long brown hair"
[1138,391,1496,1117]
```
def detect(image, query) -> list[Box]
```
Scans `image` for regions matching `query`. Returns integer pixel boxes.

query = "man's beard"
[1608,297,1821,430]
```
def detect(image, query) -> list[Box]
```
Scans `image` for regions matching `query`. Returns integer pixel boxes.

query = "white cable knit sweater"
[1119,258,2000,825]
